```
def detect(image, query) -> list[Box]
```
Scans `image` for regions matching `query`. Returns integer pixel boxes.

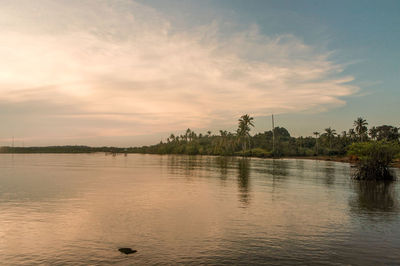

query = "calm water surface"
[0,154,399,265]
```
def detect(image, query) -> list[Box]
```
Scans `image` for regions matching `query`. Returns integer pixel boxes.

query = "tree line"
[1,115,399,159]
[130,115,400,158]
[0,145,126,154]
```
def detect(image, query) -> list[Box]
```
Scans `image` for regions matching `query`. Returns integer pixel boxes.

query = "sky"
[0,0,399,147]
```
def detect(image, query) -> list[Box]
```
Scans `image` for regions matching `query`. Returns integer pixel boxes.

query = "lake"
[0,154,399,265]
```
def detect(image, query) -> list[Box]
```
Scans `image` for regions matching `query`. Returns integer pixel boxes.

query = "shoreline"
[283,155,400,169]
[2,152,399,168]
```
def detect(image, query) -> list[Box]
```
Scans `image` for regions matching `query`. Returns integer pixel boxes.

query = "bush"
[236,148,271,158]
[250,148,271,158]
[348,141,399,180]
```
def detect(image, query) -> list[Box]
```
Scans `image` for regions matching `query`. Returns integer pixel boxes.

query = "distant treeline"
[128,116,400,158]
[1,116,399,158]
[0,145,128,154]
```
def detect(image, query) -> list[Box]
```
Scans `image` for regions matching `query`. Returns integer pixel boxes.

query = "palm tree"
[324,127,336,150]
[185,128,196,142]
[190,131,196,141]
[313,131,320,155]
[168,134,175,143]
[237,114,255,153]
[348,128,356,141]
[218,130,228,155]
[353,117,368,141]
[369,126,378,140]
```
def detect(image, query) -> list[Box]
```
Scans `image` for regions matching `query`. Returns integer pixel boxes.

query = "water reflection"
[215,156,229,180]
[167,155,201,177]
[323,162,335,187]
[349,181,398,216]
[295,159,305,172]
[1,155,400,265]
[266,160,290,192]
[266,159,289,178]
[237,158,250,205]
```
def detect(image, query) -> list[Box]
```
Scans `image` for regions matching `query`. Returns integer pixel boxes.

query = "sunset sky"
[1,0,399,146]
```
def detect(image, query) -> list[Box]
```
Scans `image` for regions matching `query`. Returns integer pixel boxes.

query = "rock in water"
[118,248,137,254]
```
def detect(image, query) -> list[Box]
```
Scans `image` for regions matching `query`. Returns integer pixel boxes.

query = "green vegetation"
[0,145,126,154]
[128,116,399,160]
[348,141,400,180]
[1,116,399,167]
[237,114,255,154]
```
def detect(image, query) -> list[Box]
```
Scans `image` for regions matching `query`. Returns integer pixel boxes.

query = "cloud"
[0,0,358,144]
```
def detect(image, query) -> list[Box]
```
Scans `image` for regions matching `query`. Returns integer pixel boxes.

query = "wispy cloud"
[0,0,358,144]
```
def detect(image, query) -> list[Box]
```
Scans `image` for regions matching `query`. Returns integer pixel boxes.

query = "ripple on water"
[0,154,399,265]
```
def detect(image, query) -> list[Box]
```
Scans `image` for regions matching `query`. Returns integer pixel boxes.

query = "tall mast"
[272,114,275,156]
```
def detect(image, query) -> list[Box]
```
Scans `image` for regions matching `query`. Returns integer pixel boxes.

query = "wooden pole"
[272,114,275,157]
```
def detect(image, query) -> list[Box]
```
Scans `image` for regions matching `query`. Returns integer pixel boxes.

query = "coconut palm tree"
[185,128,192,142]
[353,117,368,141]
[313,131,320,155]
[369,126,378,140]
[237,114,255,153]
[324,127,336,150]
[217,130,228,154]
[348,128,356,141]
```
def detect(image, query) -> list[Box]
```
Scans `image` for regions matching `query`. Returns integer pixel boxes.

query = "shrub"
[236,148,271,158]
[348,141,399,180]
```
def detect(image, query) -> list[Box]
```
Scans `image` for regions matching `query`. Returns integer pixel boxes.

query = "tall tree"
[185,128,192,142]
[375,125,399,141]
[369,126,378,140]
[313,131,320,155]
[353,117,368,141]
[324,127,336,150]
[237,114,255,153]
[347,128,356,141]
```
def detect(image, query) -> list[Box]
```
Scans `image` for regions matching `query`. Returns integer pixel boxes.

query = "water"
[0,154,399,265]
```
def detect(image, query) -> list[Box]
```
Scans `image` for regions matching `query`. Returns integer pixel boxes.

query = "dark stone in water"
[118,248,137,254]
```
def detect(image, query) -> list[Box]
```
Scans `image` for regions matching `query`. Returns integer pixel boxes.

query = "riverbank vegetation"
[128,115,399,160]
[348,141,399,180]
[1,115,398,184]
[1,115,399,167]
[0,145,126,154]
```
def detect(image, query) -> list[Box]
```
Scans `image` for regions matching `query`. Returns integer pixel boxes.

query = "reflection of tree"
[215,156,228,180]
[237,158,251,205]
[166,155,177,175]
[266,159,290,197]
[167,155,199,177]
[323,163,335,186]
[349,181,398,216]
[295,160,305,172]
[266,159,289,178]
[185,155,198,172]
[312,161,337,187]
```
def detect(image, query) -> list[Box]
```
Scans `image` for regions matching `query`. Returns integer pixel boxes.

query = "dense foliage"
[348,141,400,180]
[1,116,399,160]
[0,146,126,154]
[129,116,400,158]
